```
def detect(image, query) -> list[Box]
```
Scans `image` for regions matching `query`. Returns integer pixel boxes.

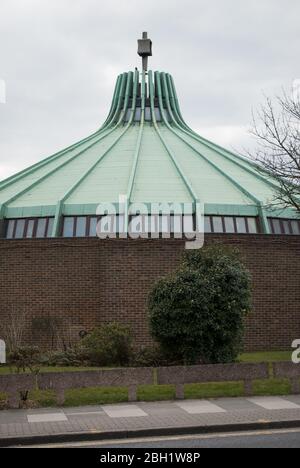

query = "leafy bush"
[130,346,174,367]
[79,323,132,367]
[41,348,88,367]
[149,246,251,365]
[8,346,41,374]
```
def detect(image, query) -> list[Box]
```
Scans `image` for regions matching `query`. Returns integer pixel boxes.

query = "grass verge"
[14,378,293,408]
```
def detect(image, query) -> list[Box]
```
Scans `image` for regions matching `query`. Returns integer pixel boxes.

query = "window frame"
[62,216,101,238]
[6,217,54,239]
[268,217,300,235]
[62,214,197,238]
[62,215,262,237]
[205,215,260,234]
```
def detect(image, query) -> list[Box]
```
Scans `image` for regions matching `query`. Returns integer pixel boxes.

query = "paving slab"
[211,397,260,412]
[248,397,300,410]
[285,395,300,405]
[176,400,227,414]
[27,413,68,423]
[102,404,148,418]
[0,411,28,424]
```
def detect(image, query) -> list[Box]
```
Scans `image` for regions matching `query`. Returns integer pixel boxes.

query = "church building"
[0,34,299,351]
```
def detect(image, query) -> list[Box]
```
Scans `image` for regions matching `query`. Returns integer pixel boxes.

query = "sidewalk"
[1,395,300,446]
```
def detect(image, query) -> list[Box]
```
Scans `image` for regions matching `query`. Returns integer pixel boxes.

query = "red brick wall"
[0,235,299,351]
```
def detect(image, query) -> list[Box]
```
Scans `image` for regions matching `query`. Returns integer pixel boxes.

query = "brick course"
[0,235,299,351]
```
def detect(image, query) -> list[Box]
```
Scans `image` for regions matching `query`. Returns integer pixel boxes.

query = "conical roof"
[0,69,297,237]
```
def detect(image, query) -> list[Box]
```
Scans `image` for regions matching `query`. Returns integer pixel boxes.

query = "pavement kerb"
[1,418,300,447]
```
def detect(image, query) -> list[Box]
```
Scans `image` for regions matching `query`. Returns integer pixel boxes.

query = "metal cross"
[137,32,152,72]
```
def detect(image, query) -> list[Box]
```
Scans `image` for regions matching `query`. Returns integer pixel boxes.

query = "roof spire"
[137,32,152,72]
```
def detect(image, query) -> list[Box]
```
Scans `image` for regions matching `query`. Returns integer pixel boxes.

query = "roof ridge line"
[150,70,198,204]
[123,71,146,234]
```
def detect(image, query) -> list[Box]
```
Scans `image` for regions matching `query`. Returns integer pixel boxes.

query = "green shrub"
[8,346,41,374]
[41,348,88,367]
[131,346,175,367]
[79,323,132,367]
[149,246,251,365]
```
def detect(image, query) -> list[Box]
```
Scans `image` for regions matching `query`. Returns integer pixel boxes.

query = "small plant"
[8,346,42,407]
[0,310,26,351]
[130,346,181,367]
[43,348,88,367]
[79,323,132,367]
[8,346,41,374]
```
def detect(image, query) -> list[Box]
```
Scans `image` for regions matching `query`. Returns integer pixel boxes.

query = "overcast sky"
[0,0,299,180]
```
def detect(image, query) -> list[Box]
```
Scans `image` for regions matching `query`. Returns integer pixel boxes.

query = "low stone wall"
[157,363,269,399]
[38,368,153,405]
[1,362,299,408]
[273,362,300,393]
[0,374,36,408]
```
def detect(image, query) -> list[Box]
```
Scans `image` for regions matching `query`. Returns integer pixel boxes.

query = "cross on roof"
[137,32,152,72]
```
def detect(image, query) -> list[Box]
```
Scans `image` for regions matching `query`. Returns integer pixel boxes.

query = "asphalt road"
[27,428,300,448]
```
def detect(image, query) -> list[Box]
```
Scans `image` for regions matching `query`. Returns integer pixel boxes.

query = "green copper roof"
[0,69,297,235]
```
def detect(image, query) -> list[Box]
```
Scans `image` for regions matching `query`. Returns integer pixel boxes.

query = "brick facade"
[0,235,299,351]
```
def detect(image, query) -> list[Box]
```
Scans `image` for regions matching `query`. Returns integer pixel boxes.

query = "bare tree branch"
[248,88,300,215]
